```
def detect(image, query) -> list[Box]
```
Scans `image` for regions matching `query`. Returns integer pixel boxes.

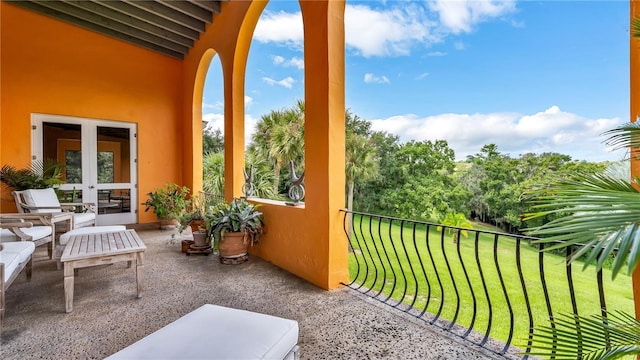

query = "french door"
[32,114,138,225]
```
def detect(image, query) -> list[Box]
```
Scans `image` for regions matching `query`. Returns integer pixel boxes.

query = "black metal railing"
[340,210,633,359]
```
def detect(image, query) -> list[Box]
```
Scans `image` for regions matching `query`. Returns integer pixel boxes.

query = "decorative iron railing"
[340,210,633,359]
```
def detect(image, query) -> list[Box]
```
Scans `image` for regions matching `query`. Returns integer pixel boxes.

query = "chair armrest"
[19,204,69,212]
[61,202,96,207]
[0,221,33,229]
[61,202,96,213]
[0,221,35,241]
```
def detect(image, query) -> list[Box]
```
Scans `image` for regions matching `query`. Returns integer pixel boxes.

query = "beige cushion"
[73,212,96,226]
[0,242,34,283]
[107,304,299,359]
[1,241,35,263]
[0,226,52,242]
[0,252,20,282]
[23,188,62,213]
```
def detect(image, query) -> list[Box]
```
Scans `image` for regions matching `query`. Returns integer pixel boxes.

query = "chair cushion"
[1,242,35,263]
[73,212,96,226]
[23,188,62,213]
[0,226,52,242]
[107,304,299,359]
[0,251,20,283]
[59,226,127,245]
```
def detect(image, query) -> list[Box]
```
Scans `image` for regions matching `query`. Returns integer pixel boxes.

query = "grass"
[347,214,634,352]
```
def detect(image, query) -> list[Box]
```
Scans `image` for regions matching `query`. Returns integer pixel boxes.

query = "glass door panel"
[33,115,137,225]
[95,126,135,222]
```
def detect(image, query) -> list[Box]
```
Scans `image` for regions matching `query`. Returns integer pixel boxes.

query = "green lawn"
[348,214,634,351]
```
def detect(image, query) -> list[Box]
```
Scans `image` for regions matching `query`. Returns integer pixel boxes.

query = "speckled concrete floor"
[1,228,510,359]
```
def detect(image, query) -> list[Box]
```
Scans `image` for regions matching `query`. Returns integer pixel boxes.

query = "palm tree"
[245,151,278,199]
[203,152,224,195]
[250,101,305,195]
[524,122,640,359]
[345,132,378,240]
[438,212,473,244]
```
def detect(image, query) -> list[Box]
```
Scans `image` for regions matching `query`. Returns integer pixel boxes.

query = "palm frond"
[633,17,640,38]
[602,122,640,152]
[524,172,640,278]
[528,311,640,360]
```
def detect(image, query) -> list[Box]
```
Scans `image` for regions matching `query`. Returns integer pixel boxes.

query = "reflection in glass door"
[33,115,137,225]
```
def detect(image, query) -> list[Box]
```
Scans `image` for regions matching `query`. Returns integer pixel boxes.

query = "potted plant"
[142,183,190,230]
[0,159,66,191]
[206,197,264,264]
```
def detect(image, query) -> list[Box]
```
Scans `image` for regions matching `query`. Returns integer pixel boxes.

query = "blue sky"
[202,0,630,161]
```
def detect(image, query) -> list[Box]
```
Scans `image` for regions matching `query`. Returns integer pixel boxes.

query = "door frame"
[31,113,138,225]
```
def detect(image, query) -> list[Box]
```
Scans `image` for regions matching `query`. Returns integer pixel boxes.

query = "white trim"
[31,113,138,225]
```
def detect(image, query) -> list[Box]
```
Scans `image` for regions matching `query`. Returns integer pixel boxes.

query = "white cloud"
[369,106,624,161]
[454,41,465,51]
[254,10,304,48]
[288,57,304,69]
[272,55,304,69]
[203,101,222,110]
[202,112,259,149]
[416,72,430,80]
[427,51,447,57]
[273,55,285,65]
[253,2,517,58]
[244,96,253,107]
[345,4,437,57]
[428,0,517,34]
[262,76,295,88]
[364,73,390,84]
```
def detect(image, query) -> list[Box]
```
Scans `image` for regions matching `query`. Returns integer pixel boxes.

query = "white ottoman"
[107,304,300,360]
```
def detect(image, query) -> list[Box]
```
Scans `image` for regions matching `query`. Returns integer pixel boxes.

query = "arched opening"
[199,51,225,196]
[243,1,306,202]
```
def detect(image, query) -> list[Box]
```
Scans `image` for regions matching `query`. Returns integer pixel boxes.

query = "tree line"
[203,100,610,234]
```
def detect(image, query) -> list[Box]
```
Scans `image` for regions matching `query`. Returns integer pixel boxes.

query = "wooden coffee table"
[60,229,146,313]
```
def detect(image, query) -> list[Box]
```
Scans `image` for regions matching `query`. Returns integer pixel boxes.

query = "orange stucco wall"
[183,0,349,290]
[1,0,349,291]
[0,2,184,223]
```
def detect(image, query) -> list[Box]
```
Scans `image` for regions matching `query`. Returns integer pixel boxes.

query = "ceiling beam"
[157,0,212,24]
[13,1,184,59]
[123,0,206,32]
[186,0,220,14]
[7,1,225,59]
[92,0,201,41]
[63,1,194,48]
[30,1,189,54]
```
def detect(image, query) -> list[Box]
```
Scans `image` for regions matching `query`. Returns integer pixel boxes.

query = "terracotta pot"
[190,220,205,232]
[159,218,179,230]
[219,232,249,259]
[192,230,208,247]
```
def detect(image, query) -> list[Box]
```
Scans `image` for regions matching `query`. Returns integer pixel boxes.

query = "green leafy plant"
[142,183,190,221]
[524,121,640,359]
[437,212,473,244]
[205,198,264,245]
[177,191,225,233]
[0,159,66,191]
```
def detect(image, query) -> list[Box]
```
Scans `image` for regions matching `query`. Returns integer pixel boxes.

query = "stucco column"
[223,52,246,200]
[300,0,349,289]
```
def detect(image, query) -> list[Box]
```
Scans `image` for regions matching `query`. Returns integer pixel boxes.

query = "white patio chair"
[0,219,54,259]
[13,188,96,228]
[0,228,36,326]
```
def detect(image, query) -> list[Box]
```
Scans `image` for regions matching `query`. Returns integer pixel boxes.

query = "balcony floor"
[1,228,506,359]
